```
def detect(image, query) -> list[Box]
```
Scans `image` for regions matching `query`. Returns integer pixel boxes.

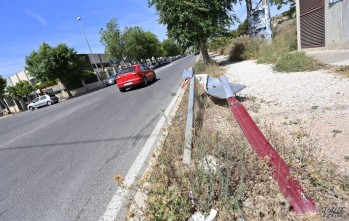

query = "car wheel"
[29,106,34,111]
[153,73,157,81]
[119,87,126,92]
[143,77,148,86]
[47,101,52,106]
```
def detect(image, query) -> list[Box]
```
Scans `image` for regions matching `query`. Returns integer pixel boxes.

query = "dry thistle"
[114,173,124,184]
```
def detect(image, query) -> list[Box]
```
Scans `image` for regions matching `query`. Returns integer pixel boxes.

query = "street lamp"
[77,16,104,85]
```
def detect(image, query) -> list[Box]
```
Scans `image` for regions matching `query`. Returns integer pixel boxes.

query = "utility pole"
[246,0,252,36]
[247,0,273,42]
[77,17,105,85]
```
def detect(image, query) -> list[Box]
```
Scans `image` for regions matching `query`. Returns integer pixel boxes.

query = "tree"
[122,26,161,62]
[37,79,59,90]
[149,0,238,64]
[25,43,88,98]
[0,75,11,114]
[162,39,182,57]
[237,19,249,36]
[6,80,36,110]
[100,18,123,62]
[270,0,295,10]
[143,31,162,59]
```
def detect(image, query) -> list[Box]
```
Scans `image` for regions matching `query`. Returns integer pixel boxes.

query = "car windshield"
[109,74,116,79]
[119,67,135,74]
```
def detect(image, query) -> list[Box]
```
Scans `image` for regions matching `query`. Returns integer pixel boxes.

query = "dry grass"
[330,65,349,78]
[194,60,225,78]
[257,20,297,64]
[222,36,262,62]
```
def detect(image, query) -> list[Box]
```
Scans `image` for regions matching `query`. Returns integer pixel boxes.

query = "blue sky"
[0,0,289,78]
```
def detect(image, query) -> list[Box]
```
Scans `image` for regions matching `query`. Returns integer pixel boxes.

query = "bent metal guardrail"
[219,76,317,215]
[181,66,317,215]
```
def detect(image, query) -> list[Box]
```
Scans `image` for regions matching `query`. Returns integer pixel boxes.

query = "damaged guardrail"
[182,67,195,165]
[181,67,317,215]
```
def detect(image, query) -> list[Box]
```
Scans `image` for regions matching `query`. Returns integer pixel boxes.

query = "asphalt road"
[0,55,197,221]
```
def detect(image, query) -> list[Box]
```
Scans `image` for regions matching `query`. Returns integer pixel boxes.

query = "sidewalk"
[306,49,349,66]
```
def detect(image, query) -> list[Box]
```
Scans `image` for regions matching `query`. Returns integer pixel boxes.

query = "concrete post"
[296,0,301,50]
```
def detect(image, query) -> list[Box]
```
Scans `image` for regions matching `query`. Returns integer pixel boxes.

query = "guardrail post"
[183,69,195,165]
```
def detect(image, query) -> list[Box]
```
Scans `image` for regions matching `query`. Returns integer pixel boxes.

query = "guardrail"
[182,67,195,165]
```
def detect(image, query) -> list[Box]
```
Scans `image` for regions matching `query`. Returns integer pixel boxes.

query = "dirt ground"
[212,55,349,177]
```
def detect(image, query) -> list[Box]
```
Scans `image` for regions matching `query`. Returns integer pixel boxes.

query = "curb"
[99,85,186,221]
[126,86,186,221]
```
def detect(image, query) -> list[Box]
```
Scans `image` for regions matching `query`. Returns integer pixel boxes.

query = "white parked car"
[27,94,59,111]
[104,74,117,86]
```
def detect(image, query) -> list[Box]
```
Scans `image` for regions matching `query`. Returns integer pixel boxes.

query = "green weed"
[274,52,319,72]
[257,20,297,64]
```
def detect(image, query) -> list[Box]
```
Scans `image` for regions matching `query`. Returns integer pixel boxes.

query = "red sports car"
[116,64,157,92]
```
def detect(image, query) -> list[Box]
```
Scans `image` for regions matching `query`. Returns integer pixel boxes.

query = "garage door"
[300,0,325,48]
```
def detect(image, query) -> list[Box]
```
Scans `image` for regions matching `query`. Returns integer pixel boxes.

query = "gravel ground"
[213,55,349,176]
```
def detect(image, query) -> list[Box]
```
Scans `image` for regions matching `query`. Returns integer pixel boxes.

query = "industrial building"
[297,0,349,49]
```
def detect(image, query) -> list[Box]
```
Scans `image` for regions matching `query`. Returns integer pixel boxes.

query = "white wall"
[325,0,349,49]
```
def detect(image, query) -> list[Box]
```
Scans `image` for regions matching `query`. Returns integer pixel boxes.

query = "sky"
[0,0,290,78]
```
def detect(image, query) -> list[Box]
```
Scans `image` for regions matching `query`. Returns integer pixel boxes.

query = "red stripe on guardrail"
[181,78,191,88]
[227,97,317,215]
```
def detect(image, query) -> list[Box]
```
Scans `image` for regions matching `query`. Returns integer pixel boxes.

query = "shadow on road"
[0,135,150,152]
[125,78,160,92]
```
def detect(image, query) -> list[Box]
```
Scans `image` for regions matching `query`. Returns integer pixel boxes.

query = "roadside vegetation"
[0,75,12,114]
[131,64,349,220]
[211,19,322,73]
[125,3,349,220]
[331,65,349,78]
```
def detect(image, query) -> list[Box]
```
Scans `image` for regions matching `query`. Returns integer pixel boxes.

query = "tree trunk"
[27,95,32,103]
[19,99,27,111]
[200,42,211,64]
[0,98,11,114]
[62,81,73,98]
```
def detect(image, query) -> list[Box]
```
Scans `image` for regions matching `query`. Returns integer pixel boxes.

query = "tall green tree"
[0,75,12,114]
[6,80,36,110]
[25,43,88,98]
[161,39,182,57]
[149,0,238,64]
[143,31,162,59]
[100,18,123,62]
[122,26,161,62]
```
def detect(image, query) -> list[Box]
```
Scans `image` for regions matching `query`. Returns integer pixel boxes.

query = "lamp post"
[77,16,104,85]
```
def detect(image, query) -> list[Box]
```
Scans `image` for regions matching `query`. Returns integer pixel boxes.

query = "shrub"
[258,20,297,64]
[274,52,319,72]
[224,36,262,62]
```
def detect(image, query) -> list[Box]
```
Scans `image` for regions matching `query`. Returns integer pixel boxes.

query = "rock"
[198,155,218,174]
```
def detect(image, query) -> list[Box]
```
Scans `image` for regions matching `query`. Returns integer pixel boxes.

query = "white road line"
[99,86,184,221]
